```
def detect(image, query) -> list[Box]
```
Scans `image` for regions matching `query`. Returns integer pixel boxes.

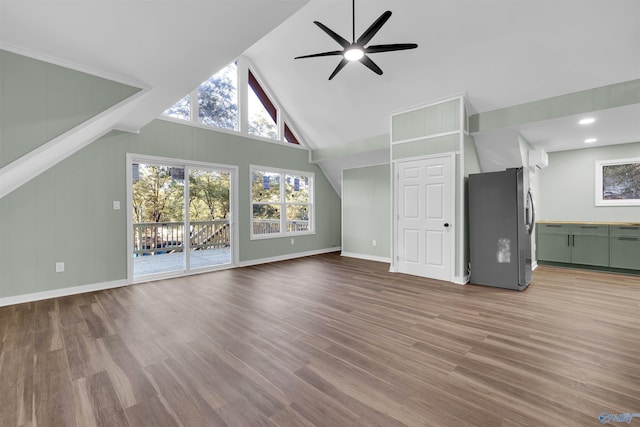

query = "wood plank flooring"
[1,252,639,426]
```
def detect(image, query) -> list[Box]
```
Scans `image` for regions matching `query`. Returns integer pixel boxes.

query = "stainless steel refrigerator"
[468,167,535,290]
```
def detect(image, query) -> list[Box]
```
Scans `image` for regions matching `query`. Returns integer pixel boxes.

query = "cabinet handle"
[567,235,570,246]
[619,227,638,230]
[580,226,599,229]
[572,235,575,246]
[618,237,639,241]
[546,225,562,228]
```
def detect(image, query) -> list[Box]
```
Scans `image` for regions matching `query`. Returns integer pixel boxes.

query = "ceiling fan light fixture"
[344,46,364,61]
[294,0,417,79]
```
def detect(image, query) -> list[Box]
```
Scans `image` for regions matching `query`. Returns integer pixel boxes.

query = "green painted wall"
[464,135,481,176]
[342,165,390,259]
[391,98,460,142]
[469,79,640,133]
[537,142,640,222]
[311,134,389,162]
[0,49,141,168]
[391,133,459,160]
[0,119,341,298]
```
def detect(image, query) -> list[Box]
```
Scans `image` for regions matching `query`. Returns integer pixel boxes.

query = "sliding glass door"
[129,156,235,280]
[131,162,186,277]
[188,168,231,269]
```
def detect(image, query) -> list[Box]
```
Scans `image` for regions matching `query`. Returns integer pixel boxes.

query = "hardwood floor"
[1,252,639,426]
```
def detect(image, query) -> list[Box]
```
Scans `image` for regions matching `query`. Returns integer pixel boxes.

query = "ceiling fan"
[295,0,418,80]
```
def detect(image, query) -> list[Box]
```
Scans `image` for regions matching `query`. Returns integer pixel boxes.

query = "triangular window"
[162,58,304,147]
[248,70,278,140]
[163,94,190,121]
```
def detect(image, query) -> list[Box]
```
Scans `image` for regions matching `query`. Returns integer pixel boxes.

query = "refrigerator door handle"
[526,190,536,236]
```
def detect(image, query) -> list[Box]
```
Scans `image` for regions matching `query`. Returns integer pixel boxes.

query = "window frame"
[250,165,315,240]
[161,56,306,148]
[595,157,640,206]
[197,61,239,131]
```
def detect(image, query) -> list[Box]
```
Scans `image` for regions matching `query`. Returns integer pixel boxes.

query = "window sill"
[157,116,308,150]
[250,231,316,241]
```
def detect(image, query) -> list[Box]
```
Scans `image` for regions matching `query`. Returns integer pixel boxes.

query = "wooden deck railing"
[134,219,310,256]
[252,219,309,235]
[133,220,230,256]
[190,220,230,250]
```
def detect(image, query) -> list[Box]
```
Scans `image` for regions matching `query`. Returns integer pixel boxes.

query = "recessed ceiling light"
[579,118,595,125]
[585,138,597,143]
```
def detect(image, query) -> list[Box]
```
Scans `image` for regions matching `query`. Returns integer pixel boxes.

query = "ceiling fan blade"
[359,55,383,75]
[328,58,349,80]
[365,43,418,54]
[314,21,350,48]
[356,10,392,46]
[295,50,344,60]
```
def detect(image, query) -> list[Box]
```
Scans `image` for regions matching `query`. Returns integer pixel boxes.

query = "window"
[284,123,300,145]
[248,70,278,139]
[198,62,238,130]
[251,166,314,238]
[161,58,305,146]
[163,94,190,120]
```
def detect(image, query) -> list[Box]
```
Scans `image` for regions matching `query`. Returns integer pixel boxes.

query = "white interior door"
[396,155,453,281]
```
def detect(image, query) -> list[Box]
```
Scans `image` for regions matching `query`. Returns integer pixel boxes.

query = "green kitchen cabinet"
[537,224,571,263]
[537,223,609,267]
[609,226,640,269]
[571,225,609,267]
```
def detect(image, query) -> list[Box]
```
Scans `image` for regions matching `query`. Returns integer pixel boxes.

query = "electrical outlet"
[372,239,377,246]
[55,262,65,273]
[291,238,295,245]
[113,201,120,210]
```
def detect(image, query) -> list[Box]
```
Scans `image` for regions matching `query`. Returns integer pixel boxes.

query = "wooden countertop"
[537,220,640,226]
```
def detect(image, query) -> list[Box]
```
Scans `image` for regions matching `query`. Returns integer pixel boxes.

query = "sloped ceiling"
[246,0,640,152]
[1,0,639,156]
[0,0,310,132]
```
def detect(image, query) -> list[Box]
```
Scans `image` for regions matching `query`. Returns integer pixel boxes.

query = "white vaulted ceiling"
[246,0,640,151]
[0,0,310,132]
[1,0,639,155]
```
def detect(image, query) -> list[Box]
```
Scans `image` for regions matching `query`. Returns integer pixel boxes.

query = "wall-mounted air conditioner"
[529,148,548,169]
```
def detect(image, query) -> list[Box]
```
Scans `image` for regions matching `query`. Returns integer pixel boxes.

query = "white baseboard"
[237,247,341,268]
[340,252,391,263]
[0,248,342,307]
[453,274,469,285]
[532,261,539,271]
[0,279,129,308]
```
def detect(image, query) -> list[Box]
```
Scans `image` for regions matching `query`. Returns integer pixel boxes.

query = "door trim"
[392,152,455,282]
[126,153,239,284]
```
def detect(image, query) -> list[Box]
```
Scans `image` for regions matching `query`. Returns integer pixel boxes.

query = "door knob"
[444,223,450,228]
